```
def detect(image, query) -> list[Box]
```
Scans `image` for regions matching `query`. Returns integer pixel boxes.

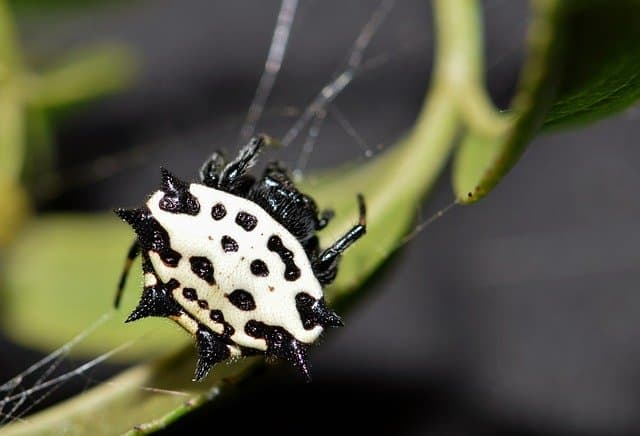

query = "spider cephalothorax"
[114,135,366,381]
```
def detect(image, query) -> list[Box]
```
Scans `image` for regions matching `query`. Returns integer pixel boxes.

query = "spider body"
[115,136,366,381]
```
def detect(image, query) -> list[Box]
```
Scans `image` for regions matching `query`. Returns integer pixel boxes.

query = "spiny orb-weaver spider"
[114,135,366,381]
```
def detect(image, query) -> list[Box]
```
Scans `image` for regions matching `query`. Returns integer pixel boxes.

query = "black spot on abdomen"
[181,287,211,311]
[183,288,198,301]
[190,256,215,285]
[209,309,235,338]
[211,203,227,220]
[226,289,256,311]
[159,190,200,215]
[235,211,258,231]
[250,259,269,277]
[221,235,239,252]
[267,235,301,281]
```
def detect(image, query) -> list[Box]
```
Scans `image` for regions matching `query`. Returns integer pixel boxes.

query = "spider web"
[0,0,524,426]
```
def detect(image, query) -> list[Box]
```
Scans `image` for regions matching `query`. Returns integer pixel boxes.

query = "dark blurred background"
[3,0,640,434]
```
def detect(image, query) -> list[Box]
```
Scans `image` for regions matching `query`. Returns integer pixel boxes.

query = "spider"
[114,135,366,381]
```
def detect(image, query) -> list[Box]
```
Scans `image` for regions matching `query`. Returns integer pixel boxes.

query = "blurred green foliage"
[0,0,136,248]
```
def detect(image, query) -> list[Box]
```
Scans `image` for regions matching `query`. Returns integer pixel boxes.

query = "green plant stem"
[0,0,21,77]
[453,0,563,203]
[435,0,507,137]
[0,0,23,179]
[0,85,24,179]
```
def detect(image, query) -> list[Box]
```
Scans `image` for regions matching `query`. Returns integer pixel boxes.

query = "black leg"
[263,161,293,186]
[312,194,366,285]
[317,209,334,230]
[218,135,267,191]
[199,151,225,188]
[114,240,140,308]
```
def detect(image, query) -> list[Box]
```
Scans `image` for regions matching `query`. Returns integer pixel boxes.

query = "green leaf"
[453,0,640,203]
[543,1,640,129]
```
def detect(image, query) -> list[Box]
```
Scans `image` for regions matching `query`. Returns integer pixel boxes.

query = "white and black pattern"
[115,135,366,381]
[146,184,325,350]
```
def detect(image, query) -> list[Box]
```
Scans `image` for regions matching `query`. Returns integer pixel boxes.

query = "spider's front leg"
[218,135,268,191]
[199,151,226,188]
[312,194,366,285]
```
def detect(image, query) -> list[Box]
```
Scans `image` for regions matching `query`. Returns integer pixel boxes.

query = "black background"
[3,0,640,434]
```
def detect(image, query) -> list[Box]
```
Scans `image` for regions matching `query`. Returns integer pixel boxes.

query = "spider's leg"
[114,239,140,308]
[317,209,335,230]
[199,151,226,188]
[263,160,290,180]
[312,194,366,285]
[218,135,268,191]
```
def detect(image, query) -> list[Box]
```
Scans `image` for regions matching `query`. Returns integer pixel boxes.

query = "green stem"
[434,0,508,137]
[0,0,21,80]
[0,0,23,179]
[0,85,24,179]
[455,0,564,203]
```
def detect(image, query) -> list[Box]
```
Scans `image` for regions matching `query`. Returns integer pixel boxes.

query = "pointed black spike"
[295,293,343,329]
[193,327,231,382]
[114,207,145,228]
[125,301,152,323]
[315,298,344,328]
[125,279,182,323]
[245,320,313,381]
[288,339,311,382]
[115,206,182,267]
[158,167,200,215]
[160,167,188,194]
